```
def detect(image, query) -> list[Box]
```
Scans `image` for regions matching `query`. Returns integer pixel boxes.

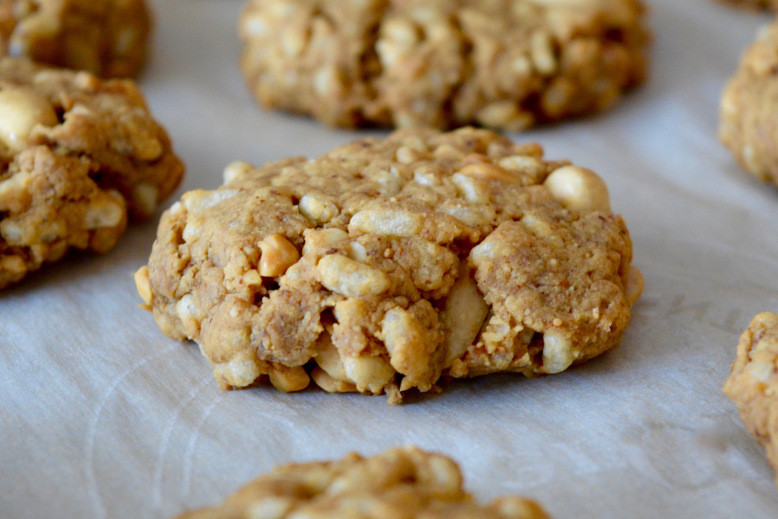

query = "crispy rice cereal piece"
[0,57,183,289]
[0,0,151,78]
[239,0,649,131]
[139,127,642,403]
[724,312,778,487]
[720,21,778,186]
[173,446,551,519]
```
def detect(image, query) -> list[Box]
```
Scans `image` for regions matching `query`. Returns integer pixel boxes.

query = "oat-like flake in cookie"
[0,0,152,78]
[0,57,183,289]
[724,312,778,488]
[138,127,642,403]
[239,0,650,130]
[172,446,551,519]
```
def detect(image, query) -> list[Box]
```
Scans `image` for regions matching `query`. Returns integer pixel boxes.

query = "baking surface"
[3,0,778,517]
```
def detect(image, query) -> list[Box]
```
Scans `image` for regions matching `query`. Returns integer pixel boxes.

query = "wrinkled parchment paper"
[3,1,778,517]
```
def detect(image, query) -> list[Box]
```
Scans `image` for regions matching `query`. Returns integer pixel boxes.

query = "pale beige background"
[2,0,778,517]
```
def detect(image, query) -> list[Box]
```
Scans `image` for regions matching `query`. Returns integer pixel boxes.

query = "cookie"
[720,22,778,186]
[239,0,649,131]
[0,58,183,289]
[718,0,778,10]
[173,446,551,519]
[0,0,151,78]
[138,127,642,403]
[723,312,778,487]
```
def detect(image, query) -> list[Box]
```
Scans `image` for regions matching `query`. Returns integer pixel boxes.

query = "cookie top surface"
[723,312,778,485]
[0,0,151,78]
[720,22,778,185]
[140,127,641,403]
[0,57,183,289]
[173,446,550,519]
[239,0,649,130]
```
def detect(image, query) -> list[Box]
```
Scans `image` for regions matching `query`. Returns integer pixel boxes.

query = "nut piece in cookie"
[0,0,151,78]
[139,127,641,403]
[239,0,650,130]
[720,21,778,186]
[172,446,551,519]
[723,312,778,487]
[0,57,183,289]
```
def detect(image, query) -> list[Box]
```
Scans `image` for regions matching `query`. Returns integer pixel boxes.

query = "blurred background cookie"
[0,0,151,78]
[0,58,183,289]
[173,446,551,519]
[721,22,778,186]
[723,312,778,488]
[718,0,778,11]
[239,0,650,130]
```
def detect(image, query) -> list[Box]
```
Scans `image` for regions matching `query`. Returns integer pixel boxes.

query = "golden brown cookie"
[0,57,183,289]
[173,446,551,519]
[720,21,778,186]
[0,0,151,78]
[137,127,642,403]
[239,0,649,131]
[723,312,778,487]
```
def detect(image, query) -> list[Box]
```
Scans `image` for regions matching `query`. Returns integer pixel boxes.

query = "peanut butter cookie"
[718,0,778,10]
[138,127,641,403]
[239,0,649,131]
[720,22,778,186]
[724,312,778,487]
[173,446,550,519]
[0,58,183,289]
[0,0,151,78]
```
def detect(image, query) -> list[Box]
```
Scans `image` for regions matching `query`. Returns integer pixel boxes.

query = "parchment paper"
[3,1,778,517]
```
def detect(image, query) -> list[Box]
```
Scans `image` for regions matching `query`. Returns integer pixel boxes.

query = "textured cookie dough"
[720,21,778,186]
[0,57,183,289]
[723,312,778,487]
[174,446,551,519]
[239,0,649,131]
[139,127,642,403]
[0,0,151,78]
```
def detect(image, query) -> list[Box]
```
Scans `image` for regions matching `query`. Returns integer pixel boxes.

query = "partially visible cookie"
[0,58,183,289]
[173,446,551,519]
[718,0,778,10]
[723,312,778,487]
[239,0,649,130]
[0,0,151,78]
[138,127,642,403]
[720,22,778,186]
